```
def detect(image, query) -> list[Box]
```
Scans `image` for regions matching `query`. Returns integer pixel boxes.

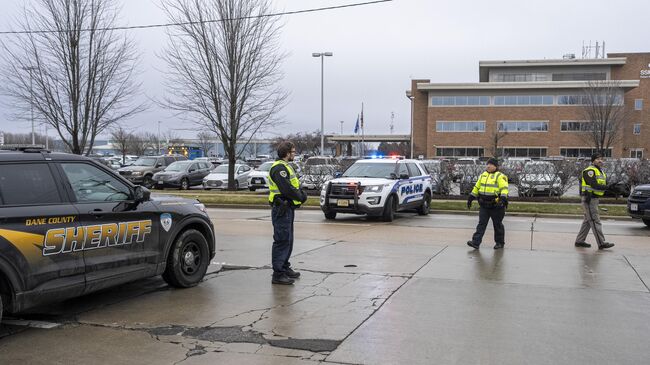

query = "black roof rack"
[0,144,50,153]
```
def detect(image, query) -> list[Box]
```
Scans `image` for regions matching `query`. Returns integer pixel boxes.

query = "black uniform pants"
[471,206,506,246]
[271,204,295,275]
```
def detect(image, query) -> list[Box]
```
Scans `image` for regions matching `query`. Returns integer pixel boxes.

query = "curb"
[203,204,632,221]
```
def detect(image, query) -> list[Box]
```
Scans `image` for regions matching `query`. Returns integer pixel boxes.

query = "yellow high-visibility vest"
[268,160,302,206]
[581,166,607,197]
[471,171,509,199]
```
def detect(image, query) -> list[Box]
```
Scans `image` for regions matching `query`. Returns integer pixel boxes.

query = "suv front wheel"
[163,229,210,288]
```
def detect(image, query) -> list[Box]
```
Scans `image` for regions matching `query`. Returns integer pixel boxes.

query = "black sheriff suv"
[0,147,215,322]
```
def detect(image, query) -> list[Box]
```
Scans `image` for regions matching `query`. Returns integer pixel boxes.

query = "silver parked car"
[203,164,252,190]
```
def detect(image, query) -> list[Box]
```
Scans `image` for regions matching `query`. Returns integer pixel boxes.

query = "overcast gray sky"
[1,0,649,139]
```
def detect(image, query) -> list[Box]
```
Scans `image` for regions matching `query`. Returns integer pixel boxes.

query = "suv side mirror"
[189,168,196,173]
[134,185,151,203]
[399,173,410,180]
[334,172,342,178]
[156,163,163,168]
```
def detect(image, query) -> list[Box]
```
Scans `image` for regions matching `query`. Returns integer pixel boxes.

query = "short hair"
[277,141,295,159]
[591,152,603,162]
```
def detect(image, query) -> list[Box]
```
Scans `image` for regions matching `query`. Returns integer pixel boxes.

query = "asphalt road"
[1,209,649,364]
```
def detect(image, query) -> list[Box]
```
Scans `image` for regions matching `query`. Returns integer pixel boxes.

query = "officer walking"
[466,158,509,249]
[575,153,615,249]
[268,141,308,285]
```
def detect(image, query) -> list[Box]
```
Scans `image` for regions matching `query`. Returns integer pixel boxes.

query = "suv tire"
[382,195,396,222]
[643,218,650,227]
[324,211,337,220]
[143,175,155,189]
[180,178,190,190]
[417,192,431,216]
[163,229,210,288]
[0,294,3,323]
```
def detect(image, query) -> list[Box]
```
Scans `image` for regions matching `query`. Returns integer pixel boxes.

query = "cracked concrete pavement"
[1,208,650,364]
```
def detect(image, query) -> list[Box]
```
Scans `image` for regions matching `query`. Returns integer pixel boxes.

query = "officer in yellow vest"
[466,158,509,249]
[268,141,307,285]
[575,153,615,249]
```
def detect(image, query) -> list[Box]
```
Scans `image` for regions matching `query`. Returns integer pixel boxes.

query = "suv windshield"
[165,161,192,172]
[132,157,157,167]
[342,162,396,178]
[214,165,230,173]
[305,165,333,175]
[258,162,273,172]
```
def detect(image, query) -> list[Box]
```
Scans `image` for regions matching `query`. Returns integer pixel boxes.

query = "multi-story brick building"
[407,52,650,159]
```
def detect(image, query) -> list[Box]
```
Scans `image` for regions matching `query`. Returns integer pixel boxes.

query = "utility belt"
[271,196,298,208]
[478,195,502,208]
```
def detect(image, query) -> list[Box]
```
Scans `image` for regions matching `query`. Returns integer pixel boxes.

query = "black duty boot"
[272,273,295,285]
[285,267,301,279]
[599,242,615,250]
[493,243,505,250]
[467,241,480,249]
[575,242,591,248]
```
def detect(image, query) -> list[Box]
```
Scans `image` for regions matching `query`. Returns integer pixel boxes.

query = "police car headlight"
[194,203,207,213]
[364,185,383,193]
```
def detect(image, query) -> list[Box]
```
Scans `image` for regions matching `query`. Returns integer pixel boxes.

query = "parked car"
[248,161,273,191]
[301,164,336,191]
[452,158,479,182]
[152,160,212,190]
[501,158,531,184]
[517,161,561,196]
[602,159,634,197]
[203,164,252,189]
[627,184,650,227]
[305,156,337,167]
[118,155,187,188]
[421,159,452,195]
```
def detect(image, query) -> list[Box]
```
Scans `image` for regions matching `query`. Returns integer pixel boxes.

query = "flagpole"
[361,102,365,156]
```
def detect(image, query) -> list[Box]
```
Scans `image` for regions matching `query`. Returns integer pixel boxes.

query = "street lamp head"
[312,53,321,57]
[324,52,333,57]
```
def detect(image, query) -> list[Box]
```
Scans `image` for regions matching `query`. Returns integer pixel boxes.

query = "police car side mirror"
[134,185,151,203]
[399,173,409,180]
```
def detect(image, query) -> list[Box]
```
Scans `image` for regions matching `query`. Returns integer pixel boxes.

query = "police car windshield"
[165,161,192,172]
[132,157,157,166]
[342,162,396,178]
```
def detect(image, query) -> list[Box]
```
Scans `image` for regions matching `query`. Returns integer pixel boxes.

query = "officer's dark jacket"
[269,161,307,206]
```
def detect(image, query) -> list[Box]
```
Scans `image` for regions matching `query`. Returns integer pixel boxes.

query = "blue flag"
[354,115,360,134]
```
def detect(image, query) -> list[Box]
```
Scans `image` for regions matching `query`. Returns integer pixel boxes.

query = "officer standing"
[575,153,615,249]
[268,141,308,285]
[466,158,509,249]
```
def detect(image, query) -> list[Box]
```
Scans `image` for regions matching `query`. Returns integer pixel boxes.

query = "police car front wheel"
[417,192,431,216]
[382,195,396,222]
[163,229,210,288]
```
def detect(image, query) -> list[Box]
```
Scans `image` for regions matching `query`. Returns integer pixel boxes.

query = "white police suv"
[320,158,433,221]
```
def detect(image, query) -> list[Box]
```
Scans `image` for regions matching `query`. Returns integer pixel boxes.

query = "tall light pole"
[23,67,37,145]
[312,52,333,155]
[157,121,162,155]
[406,93,415,159]
[339,120,344,135]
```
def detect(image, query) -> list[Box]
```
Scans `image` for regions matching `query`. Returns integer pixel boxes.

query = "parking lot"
[1,208,649,364]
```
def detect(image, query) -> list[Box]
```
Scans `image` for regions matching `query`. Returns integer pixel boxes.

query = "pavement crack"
[530,215,538,251]
[623,255,650,293]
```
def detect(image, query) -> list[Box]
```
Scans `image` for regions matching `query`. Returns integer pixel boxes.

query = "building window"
[494,95,553,106]
[552,73,606,81]
[558,94,624,106]
[633,124,641,135]
[493,73,550,82]
[498,121,549,132]
[431,96,490,106]
[561,120,592,132]
[436,147,484,157]
[498,147,548,158]
[630,149,643,158]
[560,148,612,158]
[635,99,643,110]
[435,121,485,132]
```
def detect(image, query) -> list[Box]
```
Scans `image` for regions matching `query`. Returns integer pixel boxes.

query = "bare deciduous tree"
[489,129,509,158]
[0,0,145,155]
[129,132,158,157]
[110,127,132,165]
[160,0,288,190]
[197,131,214,157]
[580,81,631,155]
